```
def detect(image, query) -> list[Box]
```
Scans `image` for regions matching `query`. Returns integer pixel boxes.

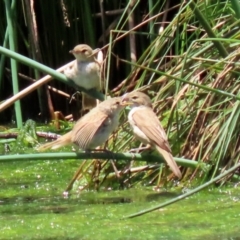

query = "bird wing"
[64,61,76,79]
[71,109,108,150]
[132,107,182,178]
[132,107,171,153]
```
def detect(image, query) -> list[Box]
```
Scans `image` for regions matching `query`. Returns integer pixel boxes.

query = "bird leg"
[129,143,152,153]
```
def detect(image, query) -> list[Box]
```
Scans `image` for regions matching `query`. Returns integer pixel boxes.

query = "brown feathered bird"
[122,92,182,178]
[64,44,101,110]
[37,97,124,151]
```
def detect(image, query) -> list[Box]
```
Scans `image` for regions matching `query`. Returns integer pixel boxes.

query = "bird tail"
[82,93,97,111]
[37,131,72,152]
[155,146,182,179]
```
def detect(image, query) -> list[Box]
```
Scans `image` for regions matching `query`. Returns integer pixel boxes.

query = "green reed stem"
[0,46,105,101]
[4,0,22,128]
[231,0,240,19]
[0,152,198,169]
[189,1,228,58]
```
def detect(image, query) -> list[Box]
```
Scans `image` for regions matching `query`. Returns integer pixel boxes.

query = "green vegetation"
[0,159,239,239]
[1,0,240,223]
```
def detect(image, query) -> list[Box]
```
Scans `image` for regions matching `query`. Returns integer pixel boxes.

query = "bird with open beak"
[64,44,101,111]
[122,91,182,179]
[37,97,124,152]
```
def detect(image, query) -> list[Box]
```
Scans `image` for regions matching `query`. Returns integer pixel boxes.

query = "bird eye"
[132,96,138,100]
[116,101,120,105]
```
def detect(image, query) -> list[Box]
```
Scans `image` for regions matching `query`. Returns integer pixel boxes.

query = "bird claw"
[129,145,151,153]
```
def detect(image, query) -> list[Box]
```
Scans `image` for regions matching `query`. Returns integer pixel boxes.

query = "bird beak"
[69,50,73,54]
[121,95,131,106]
[88,48,100,58]
[121,101,130,106]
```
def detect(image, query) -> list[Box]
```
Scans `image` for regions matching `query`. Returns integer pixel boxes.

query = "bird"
[37,97,124,152]
[122,91,182,179]
[64,44,101,111]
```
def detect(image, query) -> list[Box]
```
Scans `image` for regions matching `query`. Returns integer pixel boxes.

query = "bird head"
[98,97,126,116]
[121,92,152,108]
[69,44,96,61]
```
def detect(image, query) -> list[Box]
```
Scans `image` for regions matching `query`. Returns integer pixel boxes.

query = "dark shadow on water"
[145,191,179,201]
[0,193,133,215]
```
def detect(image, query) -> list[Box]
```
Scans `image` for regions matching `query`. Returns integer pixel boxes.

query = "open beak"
[121,101,130,106]
[121,95,132,106]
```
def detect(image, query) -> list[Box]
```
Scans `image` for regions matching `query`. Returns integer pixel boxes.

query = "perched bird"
[37,97,124,151]
[64,44,101,111]
[122,91,182,179]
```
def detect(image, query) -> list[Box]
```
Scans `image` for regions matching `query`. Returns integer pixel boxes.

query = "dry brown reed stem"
[0,61,74,113]
[0,131,61,140]
[99,4,181,52]
[93,9,125,17]
[128,0,137,66]
[5,68,72,99]
[181,63,235,160]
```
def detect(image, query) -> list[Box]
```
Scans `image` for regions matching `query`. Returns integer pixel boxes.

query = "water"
[0,160,240,239]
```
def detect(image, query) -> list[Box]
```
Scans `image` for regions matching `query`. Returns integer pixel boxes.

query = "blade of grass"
[189,1,228,58]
